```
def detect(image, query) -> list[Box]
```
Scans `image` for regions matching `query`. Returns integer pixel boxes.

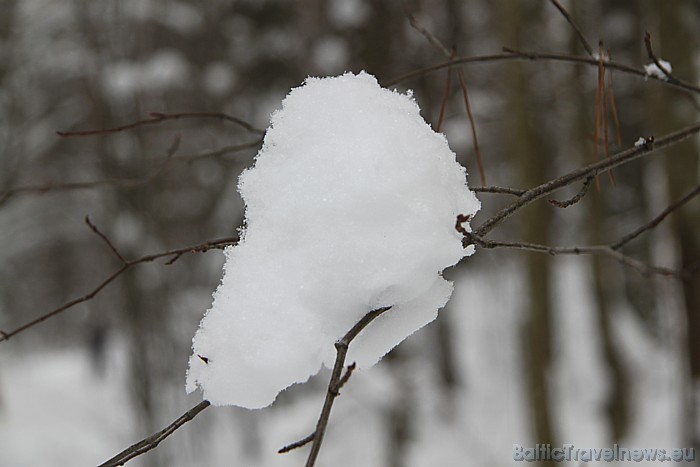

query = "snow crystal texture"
[186,72,480,408]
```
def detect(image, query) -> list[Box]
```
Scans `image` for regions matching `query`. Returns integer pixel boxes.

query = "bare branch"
[98,400,211,467]
[548,175,594,208]
[0,236,239,343]
[275,306,392,466]
[473,121,700,237]
[401,1,451,58]
[457,67,486,185]
[279,432,316,454]
[0,140,261,207]
[56,111,264,137]
[471,186,526,196]
[467,235,683,279]
[384,49,700,95]
[277,363,355,454]
[611,183,700,250]
[547,0,594,56]
[85,216,127,264]
[644,31,676,82]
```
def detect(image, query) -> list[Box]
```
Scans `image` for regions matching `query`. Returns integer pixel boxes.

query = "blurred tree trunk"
[495,0,556,454]
[571,0,636,442]
[648,1,700,449]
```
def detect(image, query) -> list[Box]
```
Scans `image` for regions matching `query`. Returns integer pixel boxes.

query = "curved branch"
[473,121,700,236]
[0,236,239,343]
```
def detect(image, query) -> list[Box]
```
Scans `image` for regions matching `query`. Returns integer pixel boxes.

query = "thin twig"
[85,216,127,264]
[335,362,357,393]
[279,432,316,454]
[302,306,392,467]
[400,4,486,186]
[384,49,700,95]
[471,186,526,196]
[0,236,239,343]
[56,111,264,137]
[401,1,451,58]
[548,175,594,208]
[611,183,700,250]
[547,0,594,56]
[467,235,683,279]
[457,67,486,185]
[473,121,700,237]
[606,50,623,146]
[98,400,211,467]
[435,49,455,132]
[644,31,676,82]
[0,140,261,207]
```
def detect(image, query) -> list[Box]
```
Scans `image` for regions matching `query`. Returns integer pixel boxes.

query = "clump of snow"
[186,72,480,408]
[644,60,672,80]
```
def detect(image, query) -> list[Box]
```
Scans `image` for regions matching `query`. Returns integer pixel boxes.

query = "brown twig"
[400,4,487,187]
[56,111,264,137]
[467,235,683,279]
[471,186,526,196]
[98,400,211,467]
[301,306,392,467]
[457,67,486,186]
[597,42,615,186]
[611,183,700,250]
[401,1,451,58]
[435,49,455,132]
[85,216,127,264]
[547,0,595,56]
[277,362,356,454]
[0,236,239,343]
[644,31,676,82]
[473,121,700,237]
[279,432,316,454]
[384,49,700,95]
[465,182,700,279]
[548,175,594,208]
[606,50,623,147]
[0,140,261,207]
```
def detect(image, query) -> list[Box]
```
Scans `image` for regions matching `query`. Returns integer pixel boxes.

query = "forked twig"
[277,307,392,466]
[473,121,700,237]
[0,235,239,343]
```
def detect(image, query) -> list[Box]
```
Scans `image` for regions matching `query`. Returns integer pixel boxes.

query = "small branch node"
[278,432,316,454]
[85,216,128,264]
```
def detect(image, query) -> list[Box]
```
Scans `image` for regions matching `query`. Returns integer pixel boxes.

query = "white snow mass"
[644,59,672,80]
[186,72,480,408]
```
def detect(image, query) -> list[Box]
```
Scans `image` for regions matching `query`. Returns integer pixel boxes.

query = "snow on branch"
[186,72,480,409]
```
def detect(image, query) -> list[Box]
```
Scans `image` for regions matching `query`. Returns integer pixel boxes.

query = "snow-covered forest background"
[1,1,699,466]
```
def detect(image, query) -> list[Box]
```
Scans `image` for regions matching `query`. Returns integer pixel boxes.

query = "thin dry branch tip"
[279,432,316,454]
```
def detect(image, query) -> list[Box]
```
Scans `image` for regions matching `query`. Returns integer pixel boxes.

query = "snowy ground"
[0,256,685,466]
